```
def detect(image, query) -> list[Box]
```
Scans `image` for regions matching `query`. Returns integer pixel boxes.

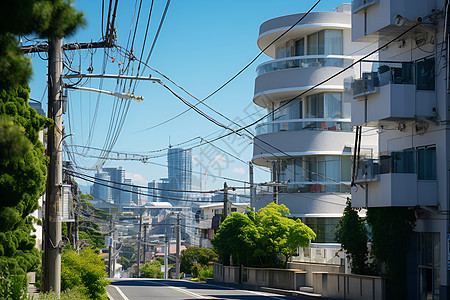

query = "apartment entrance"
[417,232,440,300]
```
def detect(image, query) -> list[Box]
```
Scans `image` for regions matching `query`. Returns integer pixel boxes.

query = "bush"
[0,274,28,300]
[39,288,90,300]
[140,261,163,279]
[61,247,109,300]
[191,264,213,281]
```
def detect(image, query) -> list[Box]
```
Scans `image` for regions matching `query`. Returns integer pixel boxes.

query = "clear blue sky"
[27,0,347,192]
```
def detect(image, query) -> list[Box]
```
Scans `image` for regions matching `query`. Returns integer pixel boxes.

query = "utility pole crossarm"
[63,73,162,83]
[20,41,112,54]
[65,85,144,102]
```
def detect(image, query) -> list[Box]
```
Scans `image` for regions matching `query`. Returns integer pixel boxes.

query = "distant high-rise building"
[93,172,112,203]
[148,178,169,202]
[167,148,192,205]
[120,178,133,206]
[131,185,139,205]
[103,167,125,205]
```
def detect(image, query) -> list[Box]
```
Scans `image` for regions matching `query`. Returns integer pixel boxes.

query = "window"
[295,38,305,56]
[305,93,342,118]
[273,99,301,121]
[307,30,343,55]
[417,146,436,180]
[416,57,435,90]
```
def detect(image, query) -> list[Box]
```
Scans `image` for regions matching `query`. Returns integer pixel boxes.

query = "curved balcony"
[254,191,347,216]
[256,56,353,76]
[258,12,350,57]
[254,66,352,107]
[252,130,355,166]
[255,118,351,135]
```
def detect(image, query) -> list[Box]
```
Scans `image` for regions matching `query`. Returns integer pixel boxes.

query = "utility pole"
[164,231,169,279]
[137,211,142,278]
[42,37,63,295]
[223,182,230,219]
[249,162,255,208]
[108,215,114,278]
[175,213,181,279]
[272,162,279,204]
[143,225,147,265]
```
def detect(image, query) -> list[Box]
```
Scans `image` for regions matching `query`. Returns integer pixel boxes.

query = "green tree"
[213,203,315,268]
[140,261,163,279]
[180,246,218,274]
[212,211,259,266]
[334,198,372,275]
[0,0,84,297]
[61,247,109,300]
[366,207,416,300]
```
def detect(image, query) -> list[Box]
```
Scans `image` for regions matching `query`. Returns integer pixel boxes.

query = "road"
[106,279,298,300]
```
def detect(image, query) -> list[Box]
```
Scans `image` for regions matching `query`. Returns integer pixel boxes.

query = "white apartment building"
[350,0,449,298]
[251,4,374,243]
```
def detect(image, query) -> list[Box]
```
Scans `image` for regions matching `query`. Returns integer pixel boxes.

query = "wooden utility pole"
[137,211,143,278]
[223,182,230,218]
[42,38,63,295]
[108,215,114,278]
[175,213,181,279]
[249,162,255,208]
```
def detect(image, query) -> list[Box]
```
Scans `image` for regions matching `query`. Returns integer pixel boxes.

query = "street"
[106,279,298,300]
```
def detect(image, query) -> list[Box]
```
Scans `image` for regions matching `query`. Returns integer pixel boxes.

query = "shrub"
[39,288,90,300]
[0,274,28,300]
[191,264,213,281]
[61,247,109,300]
[140,261,163,279]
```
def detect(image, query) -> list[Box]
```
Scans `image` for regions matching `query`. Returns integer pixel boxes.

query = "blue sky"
[27,0,347,192]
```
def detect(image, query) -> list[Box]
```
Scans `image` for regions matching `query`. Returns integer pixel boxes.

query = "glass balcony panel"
[352,61,415,97]
[255,119,352,135]
[257,56,352,76]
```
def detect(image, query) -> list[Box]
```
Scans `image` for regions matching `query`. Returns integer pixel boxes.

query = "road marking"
[246,290,287,300]
[155,281,218,299]
[110,285,131,300]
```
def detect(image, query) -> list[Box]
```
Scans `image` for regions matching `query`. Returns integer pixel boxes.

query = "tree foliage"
[334,198,372,275]
[61,247,109,300]
[140,261,164,279]
[366,207,416,300]
[213,203,316,267]
[180,246,217,274]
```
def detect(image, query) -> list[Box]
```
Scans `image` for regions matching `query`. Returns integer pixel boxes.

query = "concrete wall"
[313,272,386,300]
[213,263,306,290]
[287,262,344,287]
[245,267,306,290]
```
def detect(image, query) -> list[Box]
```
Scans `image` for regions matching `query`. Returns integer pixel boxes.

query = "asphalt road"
[106,279,298,300]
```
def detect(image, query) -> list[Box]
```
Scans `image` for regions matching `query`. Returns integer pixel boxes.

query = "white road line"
[110,285,131,300]
[246,290,287,300]
[154,281,217,299]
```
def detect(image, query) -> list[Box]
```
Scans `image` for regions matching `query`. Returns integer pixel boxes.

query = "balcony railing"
[352,0,380,14]
[281,182,351,194]
[256,56,353,76]
[352,59,437,98]
[354,148,436,182]
[255,118,352,135]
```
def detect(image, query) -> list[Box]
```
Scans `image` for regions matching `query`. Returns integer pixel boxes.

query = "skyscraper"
[167,148,192,206]
[92,172,112,203]
[102,167,125,205]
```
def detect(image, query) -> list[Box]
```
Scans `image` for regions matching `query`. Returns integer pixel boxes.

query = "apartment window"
[307,30,343,55]
[417,146,436,180]
[272,99,301,121]
[416,57,435,90]
[305,93,342,118]
[295,38,305,56]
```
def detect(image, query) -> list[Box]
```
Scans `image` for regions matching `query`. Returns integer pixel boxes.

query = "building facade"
[92,171,112,203]
[148,178,170,202]
[251,4,373,243]
[102,166,125,205]
[350,0,449,298]
[167,148,192,206]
